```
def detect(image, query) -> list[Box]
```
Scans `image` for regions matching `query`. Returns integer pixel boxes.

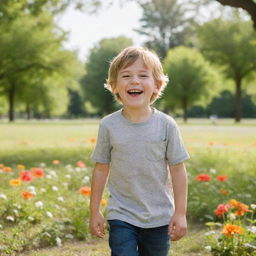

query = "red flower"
[77,161,86,168]
[214,203,231,217]
[217,175,228,182]
[32,168,44,178]
[195,173,211,182]
[20,171,33,182]
[79,186,91,196]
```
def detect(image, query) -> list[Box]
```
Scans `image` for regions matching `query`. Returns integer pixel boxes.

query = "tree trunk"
[234,76,242,122]
[26,103,31,120]
[8,84,15,122]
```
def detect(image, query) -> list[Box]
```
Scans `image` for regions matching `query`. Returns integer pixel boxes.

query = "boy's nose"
[131,76,139,84]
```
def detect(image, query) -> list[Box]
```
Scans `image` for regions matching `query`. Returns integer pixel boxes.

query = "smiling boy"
[89,46,190,256]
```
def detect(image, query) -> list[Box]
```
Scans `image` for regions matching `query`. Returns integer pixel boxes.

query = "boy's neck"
[122,106,153,123]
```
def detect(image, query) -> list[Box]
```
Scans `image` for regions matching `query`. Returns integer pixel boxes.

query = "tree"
[197,17,256,122]
[0,14,83,121]
[163,46,212,122]
[81,36,133,116]
[135,0,192,58]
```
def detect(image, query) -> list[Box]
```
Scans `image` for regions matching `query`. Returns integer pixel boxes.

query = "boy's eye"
[140,74,148,77]
[122,75,130,78]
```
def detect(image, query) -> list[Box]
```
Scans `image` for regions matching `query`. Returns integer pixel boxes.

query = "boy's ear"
[154,80,162,93]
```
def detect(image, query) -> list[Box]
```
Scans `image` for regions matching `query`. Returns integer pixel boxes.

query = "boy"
[89,46,189,256]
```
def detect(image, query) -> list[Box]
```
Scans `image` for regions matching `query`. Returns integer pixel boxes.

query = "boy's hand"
[90,211,105,238]
[168,213,187,241]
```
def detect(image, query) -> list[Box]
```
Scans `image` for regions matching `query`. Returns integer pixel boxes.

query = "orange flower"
[217,175,228,182]
[195,173,211,182]
[32,168,44,178]
[79,186,91,196]
[223,224,244,237]
[20,171,33,182]
[101,199,107,206]
[88,138,96,144]
[214,204,231,217]
[17,165,25,170]
[220,189,229,195]
[53,160,59,165]
[77,161,86,168]
[3,166,12,172]
[229,199,252,216]
[0,164,4,169]
[22,191,34,199]
[9,179,21,186]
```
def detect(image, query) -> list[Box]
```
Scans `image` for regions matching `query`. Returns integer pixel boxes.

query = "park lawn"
[0,118,255,255]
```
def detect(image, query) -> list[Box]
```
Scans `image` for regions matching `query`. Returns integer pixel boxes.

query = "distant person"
[210,114,218,124]
[89,46,190,256]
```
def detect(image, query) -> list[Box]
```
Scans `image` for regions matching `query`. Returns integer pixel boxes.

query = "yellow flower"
[17,165,25,170]
[9,179,21,186]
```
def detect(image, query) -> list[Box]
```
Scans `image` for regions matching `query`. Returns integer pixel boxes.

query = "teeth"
[128,90,142,93]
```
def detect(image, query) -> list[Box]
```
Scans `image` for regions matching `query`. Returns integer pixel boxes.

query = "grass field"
[0,118,256,256]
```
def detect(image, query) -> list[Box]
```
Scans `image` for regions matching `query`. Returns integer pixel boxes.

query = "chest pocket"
[146,141,166,161]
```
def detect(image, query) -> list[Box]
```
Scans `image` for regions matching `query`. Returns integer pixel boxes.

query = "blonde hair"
[105,46,169,103]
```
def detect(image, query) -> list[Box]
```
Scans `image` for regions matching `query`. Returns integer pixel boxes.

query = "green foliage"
[135,0,193,58]
[163,46,213,121]
[81,36,133,116]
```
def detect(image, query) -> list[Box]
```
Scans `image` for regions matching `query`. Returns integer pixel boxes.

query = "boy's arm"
[89,162,110,238]
[168,162,188,241]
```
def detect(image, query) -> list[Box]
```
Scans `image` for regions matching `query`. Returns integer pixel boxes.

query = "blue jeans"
[108,220,170,256]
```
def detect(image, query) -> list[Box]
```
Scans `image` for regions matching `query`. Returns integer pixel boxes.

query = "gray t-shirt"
[91,108,189,228]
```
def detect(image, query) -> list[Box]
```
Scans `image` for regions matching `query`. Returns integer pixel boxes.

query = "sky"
[56,1,143,61]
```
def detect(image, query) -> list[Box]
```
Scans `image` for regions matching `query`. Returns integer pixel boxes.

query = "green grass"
[0,118,255,255]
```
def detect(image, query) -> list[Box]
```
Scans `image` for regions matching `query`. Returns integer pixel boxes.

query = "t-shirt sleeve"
[166,122,190,165]
[91,122,111,163]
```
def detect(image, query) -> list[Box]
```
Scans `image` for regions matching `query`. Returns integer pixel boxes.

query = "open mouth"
[127,89,143,95]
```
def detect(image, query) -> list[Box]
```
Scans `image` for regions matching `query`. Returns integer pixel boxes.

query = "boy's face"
[114,58,159,109]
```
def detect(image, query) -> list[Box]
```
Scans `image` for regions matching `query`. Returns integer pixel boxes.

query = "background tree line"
[0,0,255,122]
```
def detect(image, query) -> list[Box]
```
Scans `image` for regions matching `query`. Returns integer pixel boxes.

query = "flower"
[46,211,53,218]
[79,186,91,196]
[9,179,21,186]
[101,199,107,206]
[229,199,252,216]
[0,193,7,200]
[76,161,86,168]
[53,160,60,165]
[247,226,256,234]
[195,173,211,182]
[56,237,62,247]
[217,175,228,181]
[88,138,96,144]
[3,166,12,172]
[17,165,25,170]
[22,191,34,200]
[220,188,229,195]
[58,196,64,202]
[20,171,33,182]
[52,186,58,191]
[32,168,44,178]
[6,216,15,222]
[83,176,90,183]
[214,204,231,217]
[35,201,43,209]
[28,216,35,222]
[251,204,256,210]
[223,224,244,237]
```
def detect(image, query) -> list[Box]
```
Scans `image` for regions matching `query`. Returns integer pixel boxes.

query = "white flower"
[52,186,58,191]
[28,216,34,221]
[205,246,211,251]
[83,176,90,183]
[35,201,43,209]
[40,163,46,168]
[13,209,19,217]
[0,193,7,200]
[27,186,35,191]
[251,204,256,210]
[65,234,74,239]
[49,170,57,177]
[46,211,53,218]
[65,164,72,169]
[13,203,21,209]
[46,174,52,179]
[247,226,256,234]
[65,174,71,179]
[209,168,216,174]
[0,224,3,229]
[56,237,62,247]
[62,182,68,188]
[229,213,236,220]
[75,167,81,172]
[244,243,256,249]
[40,188,46,193]
[6,216,15,222]
[58,196,64,202]
[204,231,216,236]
